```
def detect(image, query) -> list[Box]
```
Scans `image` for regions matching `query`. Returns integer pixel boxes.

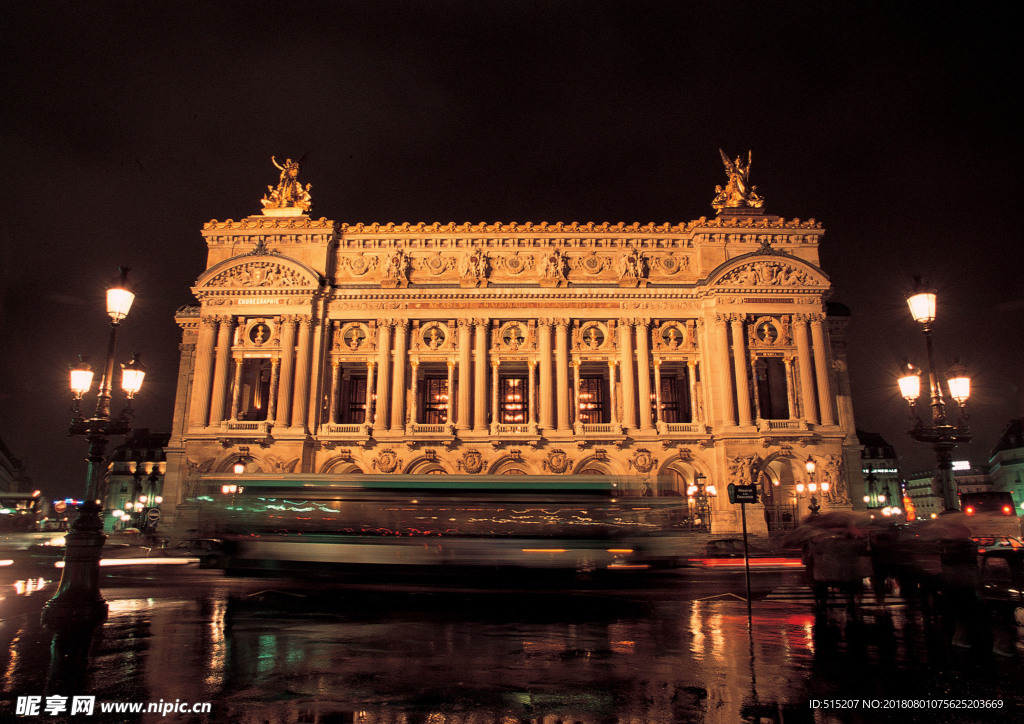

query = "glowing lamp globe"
[946,361,971,405]
[70,359,94,399]
[120,354,146,398]
[106,268,135,322]
[897,363,921,402]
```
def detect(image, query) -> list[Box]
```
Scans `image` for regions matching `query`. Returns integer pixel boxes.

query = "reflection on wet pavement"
[1,571,1022,723]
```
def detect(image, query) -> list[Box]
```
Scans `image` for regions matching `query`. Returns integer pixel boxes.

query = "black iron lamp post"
[796,455,830,517]
[687,473,717,532]
[897,277,971,513]
[862,466,885,510]
[41,268,145,629]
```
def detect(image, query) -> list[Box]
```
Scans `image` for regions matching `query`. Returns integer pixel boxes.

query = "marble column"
[189,316,218,428]
[784,357,797,420]
[636,321,654,431]
[329,359,341,424]
[730,316,752,426]
[491,360,500,431]
[291,316,313,430]
[408,361,419,429]
[555,320,571,433]
[528,360,537,430]
[457,319,472,433]
[653,359,663,427]
[375,321,392,428]
[274,316,297,428]
[208,316,234,425]
[537,320,554,430]
[688,360,700,423]
[390,319,409,432]
[229,358,243,421]
[267,358,279,423]
[473,320,488,433]
[618,319,636,429]
[571,361,581,428]
[794,314,819,424]
[446,359,456,426]
[810,314,837,426]
[365,361,376,425]
[608,360,619,426]
[715,314,736,426]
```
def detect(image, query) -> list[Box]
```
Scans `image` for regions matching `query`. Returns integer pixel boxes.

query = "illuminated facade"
[160,156,863,537]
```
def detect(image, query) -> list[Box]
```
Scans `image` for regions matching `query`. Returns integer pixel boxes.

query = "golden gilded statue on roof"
[261,155,312,213]
[712,149,764,211]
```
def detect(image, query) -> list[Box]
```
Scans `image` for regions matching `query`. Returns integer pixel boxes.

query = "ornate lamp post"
[862,466,885,510]
[687,473,717,532]
[41,268,145,629]
[897,277,971,513]
[796,456,829,517]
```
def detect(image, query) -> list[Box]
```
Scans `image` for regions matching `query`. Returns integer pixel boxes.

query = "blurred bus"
[0,491,43,532]
[197,474,690,574]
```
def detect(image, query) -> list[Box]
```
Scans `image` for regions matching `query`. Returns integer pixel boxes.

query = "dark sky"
[1,1,1021,500]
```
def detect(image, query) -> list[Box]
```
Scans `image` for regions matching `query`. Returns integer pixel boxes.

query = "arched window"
[656,468,686,497]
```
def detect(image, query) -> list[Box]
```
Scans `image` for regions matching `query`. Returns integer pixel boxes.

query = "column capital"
[537,318,554,329]
[447,358,456,370]
[199,316,219,329]
[473,316,490,327]
[554,317,571,329]
[457,318,474,330]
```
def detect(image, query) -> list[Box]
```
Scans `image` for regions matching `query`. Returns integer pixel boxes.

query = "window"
[499,376,528,424]
[656,372,692,423]
[755,357,789,420]
[237,359,272,421]
[346,376,367,424]
[421,377,449,424]
[578,376,607,424]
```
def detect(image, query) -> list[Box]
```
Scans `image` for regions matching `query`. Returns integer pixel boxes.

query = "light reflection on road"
[0,569,1021,722]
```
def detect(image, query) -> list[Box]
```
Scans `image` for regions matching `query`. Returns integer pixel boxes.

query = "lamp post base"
[40,503,109,630]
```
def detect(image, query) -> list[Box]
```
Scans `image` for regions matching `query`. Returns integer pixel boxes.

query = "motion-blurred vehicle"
[174,538,227,568]
[979,549,1024,626]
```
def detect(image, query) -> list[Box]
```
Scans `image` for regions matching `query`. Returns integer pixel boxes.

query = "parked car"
[979,549,1024,626]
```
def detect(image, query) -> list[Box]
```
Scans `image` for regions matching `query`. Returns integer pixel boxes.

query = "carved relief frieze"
[458,248,489,287]
[542,449,574,474]
[415,252,455,277]
[718,261,812,288]
[494,251,534,276]
[457,449,485,474]
[628,448,657,474]
[372,448,402,473]
[537,248,568,287]
[650,253,691,276]
[380,249,410,288]
[573,252,610,276]
[206,261,308,289]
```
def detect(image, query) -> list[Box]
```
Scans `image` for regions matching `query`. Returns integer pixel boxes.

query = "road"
[1,560,1022,723]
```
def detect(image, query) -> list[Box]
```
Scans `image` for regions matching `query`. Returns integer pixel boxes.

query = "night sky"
[2,1,1020,500]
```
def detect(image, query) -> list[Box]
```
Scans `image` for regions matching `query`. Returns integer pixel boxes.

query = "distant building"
[0,435,31,493]
[989,418,1024,515]
[856,429,902,512]
[905,460,992,519]
[102,429,169,532]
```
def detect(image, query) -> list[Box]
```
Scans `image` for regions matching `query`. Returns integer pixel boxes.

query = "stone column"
[537,320,554,430]
[750,355,762,421]
[189,316,218,428]
[715,314,736,426]
[364,361,376,425]
[555,320,571,433]
[653,359,663,427]
[390,319,409,432]
[229,358,243,421]
[730,316,752,426]
[408,361,419,430]
[608,360,618,426]
[473,319,488,433]
[636,320,654,431]
[455,319,472,433]
[528,360,537,430]
[810,314,837,426]
[491,359,500,431]
[794,314,819,424]
[275,316,297,428]
[571,361,581,429]
[267,357,279,423]
[291,316,314,430]
[375,321,392,428]
[208,316,234,425]
[618,319,636,429]
[784,357,797,420]
[446,359,456,426]
[329,359,341,424]
[688,360,700,423]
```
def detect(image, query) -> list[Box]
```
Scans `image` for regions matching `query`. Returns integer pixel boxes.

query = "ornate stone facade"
[160,159,862,538]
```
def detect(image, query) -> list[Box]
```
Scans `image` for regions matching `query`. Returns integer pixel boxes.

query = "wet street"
[2,563,1023,723]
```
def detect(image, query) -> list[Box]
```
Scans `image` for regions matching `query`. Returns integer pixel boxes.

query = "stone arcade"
[160,155,863,538]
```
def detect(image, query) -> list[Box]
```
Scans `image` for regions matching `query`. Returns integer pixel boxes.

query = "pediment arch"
[193,252,323,297]
[706,251,828,290]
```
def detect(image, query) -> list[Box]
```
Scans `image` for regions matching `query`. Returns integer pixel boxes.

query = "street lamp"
[898,276,971,513]
[796,456,830,517]
[42,268,145,629]
[686,473,717,532]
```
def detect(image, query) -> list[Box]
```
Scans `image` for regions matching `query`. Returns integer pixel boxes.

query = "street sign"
[53,500,67,514]
[146,508,161,522]
[729,484,759,504]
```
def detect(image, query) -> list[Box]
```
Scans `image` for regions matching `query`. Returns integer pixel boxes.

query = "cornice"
[337,218,822,234]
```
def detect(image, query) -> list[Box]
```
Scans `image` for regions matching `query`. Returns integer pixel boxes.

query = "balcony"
[220,420,271,435]
[757,419,807,432]
[318,422,372,445]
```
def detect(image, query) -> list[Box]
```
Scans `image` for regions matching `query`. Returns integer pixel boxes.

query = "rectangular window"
[755,358,789,420]
[347,376,367,424]
[499,376,528,424]
[238,358,272,421]
[421,377,450,424]
[653,371,692,423]
[578,376,608,424]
